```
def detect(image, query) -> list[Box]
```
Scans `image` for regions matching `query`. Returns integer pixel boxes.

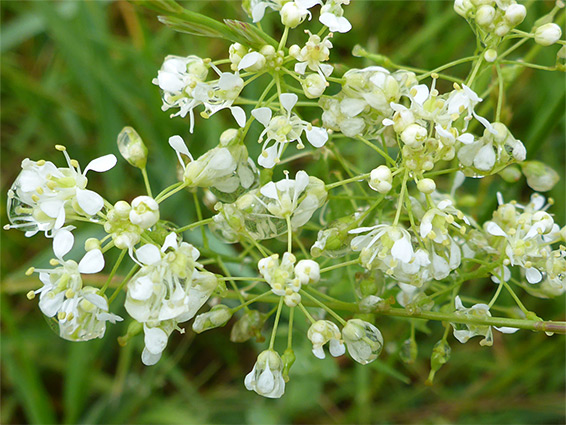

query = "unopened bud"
[484,49,498,63]
[417,178,436,194]
[117,126,148,169]
[505,4,527,26]
[535,23,562,46]
[192,305,232,333]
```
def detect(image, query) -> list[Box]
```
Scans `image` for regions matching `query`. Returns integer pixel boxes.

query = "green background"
[1,1,564,424]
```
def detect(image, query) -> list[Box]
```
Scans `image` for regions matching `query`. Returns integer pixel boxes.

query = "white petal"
[230,106,246,127]
[251,107,272,127]
[486,222,507,237]
[141,347,162,366]
[83,292,108,311]
[329,339,346,357]
[252,2,269,22]
[457,133,475,144]
[494,326,520,334]
[391,236,413,263]
[53,228,74,260]
[294,62,308,75]
[40,200,65,219]
[260,182,278,199]
[319,63,334,77]
[78,249,105,274]
[412,84,430,105]
[525,267,542,284]
[144,326,168,354]
[168,135,190,157]
[84,154,117,174]
[76,188,104,216]
[161,232,178,253]
[474,144,496,171]
[258,145,278,168]
[312,346,326,359]
[280,93,298,112]
[238,52,263,70]
[129,276,154,301]
[136,244,162,265]
[305,127,328,148]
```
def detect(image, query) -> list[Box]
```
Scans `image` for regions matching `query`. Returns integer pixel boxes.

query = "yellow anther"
[36,187,44,195]
[70,159,79,168]
[431,72,439,79]
[58,311,66,320]
[47,181,57,190]
[460,226,467,235]
[49,259,59,266]
[453,83,461,90]
[548,198,555,205]
[26,290,36,300]
[31,194,40,202]
[55,145,66,151]
[66,312,74,321]
[25,267,35,276]
[524,261,533,268]
[428,230,437,240]
[445,215,454,224]
[37,160,46,166]
[65,289,75,298]
[503,258,511,266]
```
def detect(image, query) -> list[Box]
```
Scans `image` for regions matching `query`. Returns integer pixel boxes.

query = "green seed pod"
[117,126,148,169]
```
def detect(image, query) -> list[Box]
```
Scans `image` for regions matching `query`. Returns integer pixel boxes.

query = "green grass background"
[1,1,565,424]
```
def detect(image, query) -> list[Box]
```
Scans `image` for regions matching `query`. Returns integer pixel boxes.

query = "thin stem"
[320,258,360,274]
[175,217,214,233]
[357,136,396,166]
[231,291,271,313]
[287,307,294,349]
[298,302,316,324]
[108,264,139,304]
[495,63,504,122]
[393,170,409,226]
[100,249,127,294]
[156,182,187,203]
[325,173,371,191]
[141,167,153,198]
[269,297,284,350]
[286,215,293,253]
[300,289,346,325]
[192,191,208,249]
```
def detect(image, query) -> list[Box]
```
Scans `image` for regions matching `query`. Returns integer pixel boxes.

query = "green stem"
[108,264,139,304]
[319,258,360,274]
[325,173,371,190]
[175,217,214,233]
[300,289,346,325]
[100,249,127,294]
[141,167,153,198]
[269,297,284,350]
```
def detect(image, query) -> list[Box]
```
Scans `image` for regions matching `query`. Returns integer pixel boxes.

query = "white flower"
[258,170,327,227]
[193,65,246,128]
[307,320,345,359]
[342,319,383,364]
[291,31,334,79]
[258,252,300,297]
[6,149,116,236]
[350,224,414,269]
[129,196,160,229]
[244,350,286,398]
[294,259,320,285]
[141,321,175,366]
[446,84,495,134]
[252,93,327,168]
[152,55,209,132]
[58,286,122,342]
[32,228,105,318]
[452,296,518,346]
[319,0,352,33]
[125,233,217,326]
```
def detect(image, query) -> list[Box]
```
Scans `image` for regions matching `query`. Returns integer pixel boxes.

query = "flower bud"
[230,309,266,343]
[475,5,496,27]
[85,237,101,251]
[301,73,327,98]
[369,165,393,193]
[484,49,498,63]
[426,339,451,385]
[505,4,527,26]
[192,305,232,333]
[281,348,296,382]
[229,42,248,70]
[535,23,562,46]
[129,196,160,229]
[280,2,306,28]
[117,126,148,169]
[401,124,427,148]
[400,337,418,364]
[417,178,436,194]
[113,200,131,218]
[498,165,522,182]
[522,161,560,192]
[454,0,473,17]
[342,319,383,364]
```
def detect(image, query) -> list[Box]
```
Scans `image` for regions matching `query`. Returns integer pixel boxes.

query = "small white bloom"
[319,0,352,33]
[244,350,286,398]
[294,259,320,285]
[129,196,160,229]
[307,320,345,359]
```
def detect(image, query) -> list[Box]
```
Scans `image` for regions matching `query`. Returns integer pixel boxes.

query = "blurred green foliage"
[1,1,564,424]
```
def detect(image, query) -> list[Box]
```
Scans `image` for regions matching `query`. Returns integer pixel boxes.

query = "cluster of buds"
[454,0,527,39]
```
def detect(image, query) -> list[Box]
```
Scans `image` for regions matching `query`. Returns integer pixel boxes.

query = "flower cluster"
[6,0,565,401]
